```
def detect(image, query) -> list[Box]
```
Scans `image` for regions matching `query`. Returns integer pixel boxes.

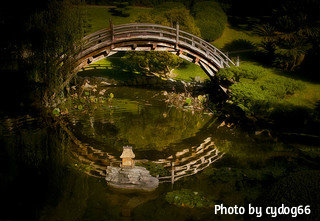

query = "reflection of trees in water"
[68,103,210,151]
[117,108,209,151]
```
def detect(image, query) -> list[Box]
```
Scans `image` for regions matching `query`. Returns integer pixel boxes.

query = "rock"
[82,82,94,90]
[101,81,111,86]
[105,166,159,192]
[99,89,106,95]
[217,121,225,128]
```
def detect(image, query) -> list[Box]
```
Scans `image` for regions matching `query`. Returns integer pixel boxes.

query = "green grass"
[78,56,142,81]
[212,24,261,50]
[80,57,210,83]
[221,61,320,114]
[172,61,209,82]
[284,80,320,109]
[84,5,152,34]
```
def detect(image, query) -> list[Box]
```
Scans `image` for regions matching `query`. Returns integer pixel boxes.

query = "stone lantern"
[120,146,135,168]
[105,146,158,191]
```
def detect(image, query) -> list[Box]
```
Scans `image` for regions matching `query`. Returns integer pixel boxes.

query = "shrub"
[134,2,201,36]
[216,65,267,83]
[260,77,304,98]
[230,82,272,114]
[121,51,183,77]
[192,1,227,41]
[217,64,305,115]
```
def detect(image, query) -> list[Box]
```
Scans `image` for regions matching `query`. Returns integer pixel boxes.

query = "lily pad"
[52,108,60,116]
[185,98,192,104]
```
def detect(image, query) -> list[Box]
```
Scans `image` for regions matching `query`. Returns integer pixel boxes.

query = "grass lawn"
[212,24,261,50]
[79,56,210,83]
[284,79,320,109]
[84,5,152,34]
[172,61,209,82]
[78,56,142,81]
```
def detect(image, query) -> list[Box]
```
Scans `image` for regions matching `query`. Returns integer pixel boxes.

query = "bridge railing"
[79,23,235,68]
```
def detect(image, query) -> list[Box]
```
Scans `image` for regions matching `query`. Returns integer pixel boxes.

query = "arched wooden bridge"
[74,22,238,92]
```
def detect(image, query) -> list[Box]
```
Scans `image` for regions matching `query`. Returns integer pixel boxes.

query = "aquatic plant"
[56,79,117,116]
[163,90,209,113]
[166,189,214,208]
[52,108,61,116]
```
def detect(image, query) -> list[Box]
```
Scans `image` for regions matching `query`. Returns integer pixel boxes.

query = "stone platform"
[105,166,159,192]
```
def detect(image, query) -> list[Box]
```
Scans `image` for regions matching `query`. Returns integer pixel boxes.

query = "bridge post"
[220,59,224,68]
[236,56,240,66]
[175,22,179,49]
[171,161,175,184]
[109,18,114,42]
[226,52,229,65]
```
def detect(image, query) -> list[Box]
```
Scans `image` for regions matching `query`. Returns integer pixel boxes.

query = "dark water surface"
[1,87,320,221]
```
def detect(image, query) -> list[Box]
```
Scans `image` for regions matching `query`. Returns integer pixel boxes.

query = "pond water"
[1,85,320,221]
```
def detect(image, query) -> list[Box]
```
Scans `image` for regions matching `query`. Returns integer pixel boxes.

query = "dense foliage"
[216,64,304,115]
[1,0,85,107]
[121,51,183,77]
[255,0,320,72]
[134,2,200,36]
[26,0,85,106]
[192,1,227,41]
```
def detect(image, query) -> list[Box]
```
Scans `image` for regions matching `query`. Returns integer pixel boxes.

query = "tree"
[122,51,183,77]
[192,1,227,42]
[134,2,200,36]
[255,0,320,71]
[26,0,85,106]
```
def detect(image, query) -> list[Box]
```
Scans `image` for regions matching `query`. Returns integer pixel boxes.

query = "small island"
[105,147,159,192]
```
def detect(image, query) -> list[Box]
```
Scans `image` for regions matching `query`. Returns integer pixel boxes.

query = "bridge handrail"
[80,23,235,67]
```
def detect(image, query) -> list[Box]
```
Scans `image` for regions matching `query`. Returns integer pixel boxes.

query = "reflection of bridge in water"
[59,119,224,183]
[156,137,224,183]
